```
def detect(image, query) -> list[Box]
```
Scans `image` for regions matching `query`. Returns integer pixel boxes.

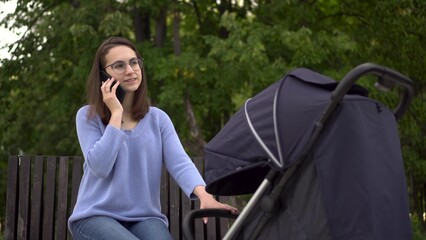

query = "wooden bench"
[5,155,233,240]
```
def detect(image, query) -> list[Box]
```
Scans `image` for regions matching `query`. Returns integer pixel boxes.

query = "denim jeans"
[70,216,173,240]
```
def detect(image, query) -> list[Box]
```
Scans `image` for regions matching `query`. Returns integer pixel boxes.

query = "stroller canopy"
[204,68,368,195]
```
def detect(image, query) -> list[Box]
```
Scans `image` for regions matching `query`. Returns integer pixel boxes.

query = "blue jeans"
[70,216,173,240]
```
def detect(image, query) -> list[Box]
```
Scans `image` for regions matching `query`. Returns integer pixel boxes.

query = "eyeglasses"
[104,58,143,74]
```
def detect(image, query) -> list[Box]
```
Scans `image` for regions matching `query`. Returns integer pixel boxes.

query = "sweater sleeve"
[76,106,127,178]
[158,109,206,199]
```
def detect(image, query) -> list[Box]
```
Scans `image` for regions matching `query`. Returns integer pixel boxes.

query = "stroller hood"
[204,68,368,195]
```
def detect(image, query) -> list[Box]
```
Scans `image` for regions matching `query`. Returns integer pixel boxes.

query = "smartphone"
[100,70,126,103]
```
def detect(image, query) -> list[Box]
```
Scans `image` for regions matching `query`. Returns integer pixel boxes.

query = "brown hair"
[86,37,149,124]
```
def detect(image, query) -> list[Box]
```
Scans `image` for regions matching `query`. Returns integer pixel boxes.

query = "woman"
[68,37,237,240]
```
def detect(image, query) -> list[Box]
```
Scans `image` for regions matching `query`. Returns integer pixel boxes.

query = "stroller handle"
[332,63,415,120]
[182,209,239,240]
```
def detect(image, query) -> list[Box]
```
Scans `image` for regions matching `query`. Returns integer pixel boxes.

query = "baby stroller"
[183,63,415,240]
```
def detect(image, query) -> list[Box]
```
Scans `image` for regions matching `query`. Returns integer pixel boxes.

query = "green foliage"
[412,214,426,240]
[0,0,425,235]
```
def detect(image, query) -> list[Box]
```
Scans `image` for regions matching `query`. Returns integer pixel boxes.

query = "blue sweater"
[68,105,205,230]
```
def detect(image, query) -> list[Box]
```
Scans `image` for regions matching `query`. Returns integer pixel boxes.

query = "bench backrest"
[5,155,232,240]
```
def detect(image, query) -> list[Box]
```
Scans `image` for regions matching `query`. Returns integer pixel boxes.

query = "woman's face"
[103,45,143,92]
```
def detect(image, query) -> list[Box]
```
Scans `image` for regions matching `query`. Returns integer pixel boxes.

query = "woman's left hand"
[193,186,239,224]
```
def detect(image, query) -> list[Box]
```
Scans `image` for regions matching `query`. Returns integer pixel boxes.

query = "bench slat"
[169,178,181,239]
[160,166,170,222]
[29,156,44,240]
[42,156,57,240]
[193,157,206,239]
[181,190,192,240]
[219,195,231,238]
[70,156,83,214]
[206,215,217,240]
[5,155,19,240]
[56,157,69,240]
[18,156,31,240]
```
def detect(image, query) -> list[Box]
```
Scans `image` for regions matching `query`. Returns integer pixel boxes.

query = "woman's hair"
[86,37,149,124]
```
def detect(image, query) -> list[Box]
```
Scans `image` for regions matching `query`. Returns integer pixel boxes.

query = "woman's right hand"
[101,78,123,127]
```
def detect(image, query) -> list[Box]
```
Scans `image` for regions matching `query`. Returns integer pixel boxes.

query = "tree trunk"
[172,9,181,56]
[70,0,80,8]
[216,0,231,38]
[184,91,206,156]
[155,8,167,48]
[172,4,205,156]
[133,8,151,43]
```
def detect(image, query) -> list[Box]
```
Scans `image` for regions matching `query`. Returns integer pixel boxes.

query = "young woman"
[68,37,237,240]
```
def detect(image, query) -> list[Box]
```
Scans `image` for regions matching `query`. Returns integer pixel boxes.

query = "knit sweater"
[68,105,205,230]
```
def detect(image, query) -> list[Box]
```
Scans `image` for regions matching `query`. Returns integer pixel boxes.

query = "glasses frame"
[104,58,144,74]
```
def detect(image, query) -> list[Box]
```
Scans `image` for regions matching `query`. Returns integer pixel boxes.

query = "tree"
[0,0,425,235]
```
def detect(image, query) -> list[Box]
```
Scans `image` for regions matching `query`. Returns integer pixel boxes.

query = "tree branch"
[190,0,203,31]
[13,3,56,54]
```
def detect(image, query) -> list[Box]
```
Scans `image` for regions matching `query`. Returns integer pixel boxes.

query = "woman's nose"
[125,63,135,74]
